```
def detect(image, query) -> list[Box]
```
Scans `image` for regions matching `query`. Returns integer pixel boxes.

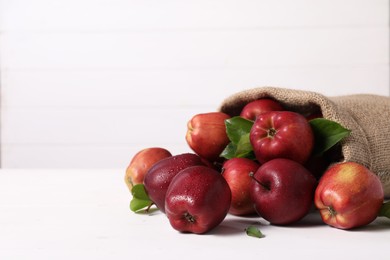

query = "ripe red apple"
[143,153,205,213]
[124,147,172,192]
[250,158,317,225]
[249,111,314,164]
[165,165,231,234]
[221,158,259,216]
[314,161,384,229]
[186,112,231,162]
[240,98,284,121]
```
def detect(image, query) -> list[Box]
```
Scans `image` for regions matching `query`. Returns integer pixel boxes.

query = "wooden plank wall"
[0,0,389,168]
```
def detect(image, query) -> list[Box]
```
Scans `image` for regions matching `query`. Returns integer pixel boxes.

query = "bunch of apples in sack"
[126,98,387,235]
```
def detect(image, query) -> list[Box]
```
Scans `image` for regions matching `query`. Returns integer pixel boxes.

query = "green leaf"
[235,133,256,158]
[220,142,238,159]
[309,118,351,156]
[225,117,254,144]
[245,225,265,238]
[130,184,154,213]
[378,201,390,218]
[220,134,255,159]
[221,117,255,159]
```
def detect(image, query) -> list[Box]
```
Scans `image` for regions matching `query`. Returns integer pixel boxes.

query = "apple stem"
[145,202,154,213]
[249,172,270,191]
[267,128,277,138]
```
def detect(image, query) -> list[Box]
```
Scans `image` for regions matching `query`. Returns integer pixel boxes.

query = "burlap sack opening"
[218,86,390,198]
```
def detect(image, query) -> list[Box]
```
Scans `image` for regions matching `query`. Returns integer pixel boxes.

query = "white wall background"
[0,0,389,169]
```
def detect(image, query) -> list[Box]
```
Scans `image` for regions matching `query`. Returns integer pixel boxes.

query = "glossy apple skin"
[124,147,172,192]
[240,99,284,121]
[165,165,231,234]
[222,158,259,216]
[250,158,317,225]
[186,112,231,162]
[143,153,205,213]
[314,162,384,230]
[250,111,314,164]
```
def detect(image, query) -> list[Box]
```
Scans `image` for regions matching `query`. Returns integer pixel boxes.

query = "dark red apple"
[250,158,317,225]
[314,161,384,229]
[250,111,314,164]
[124,147,172,192]
[143,153,204,213]
[240,98,284,121]
[165,165,231,234]
[221,158,259,216]
[186,112,231,162]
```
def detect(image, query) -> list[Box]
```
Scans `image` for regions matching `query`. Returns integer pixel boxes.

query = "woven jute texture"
[218,87,390,198]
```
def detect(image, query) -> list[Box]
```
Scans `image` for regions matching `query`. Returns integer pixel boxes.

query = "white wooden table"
[0,169,389,259]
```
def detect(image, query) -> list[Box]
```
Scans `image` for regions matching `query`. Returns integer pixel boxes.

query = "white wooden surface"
[0,169,389,260]
[0,0,389,168]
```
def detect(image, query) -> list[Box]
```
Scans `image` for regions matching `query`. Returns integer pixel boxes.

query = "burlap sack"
[218,86,390,198]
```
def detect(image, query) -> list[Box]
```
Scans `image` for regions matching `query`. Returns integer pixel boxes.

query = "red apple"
[165,165,231,234]
[249,111,314,164]
[240,99,284,121]
[124,147,172,192]
[143,153,205,213]
[250,158,317,225]
[314,161,384,229]
[221,158,259,216]
[186,112,231,162]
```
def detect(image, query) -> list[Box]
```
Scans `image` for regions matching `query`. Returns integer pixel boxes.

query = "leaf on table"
[309,118,351,156]
[130,184,154,213]
[245,225,265,238]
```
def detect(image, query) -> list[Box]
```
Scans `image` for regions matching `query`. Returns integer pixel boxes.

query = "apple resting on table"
[165,165,231,234]
[222,157,259,216]
[250,158,317,225]
[124,147,172,192]
[314,161,384,229]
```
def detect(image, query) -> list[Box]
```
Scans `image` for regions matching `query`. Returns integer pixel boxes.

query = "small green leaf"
[309,118,351,156]
[378,201,390,218]
[220,142,238,159]
[130,197,153,212]
[245,225,265,238]
[221,117,255,160]
[220,134,255,160]
[130,184,154,213]
[235,133,255,158]
[225,117,254,144]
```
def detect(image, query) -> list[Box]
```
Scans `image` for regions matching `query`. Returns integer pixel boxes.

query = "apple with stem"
[250,158,317,225]
[250,111,314,164]
[314,161,384,229]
